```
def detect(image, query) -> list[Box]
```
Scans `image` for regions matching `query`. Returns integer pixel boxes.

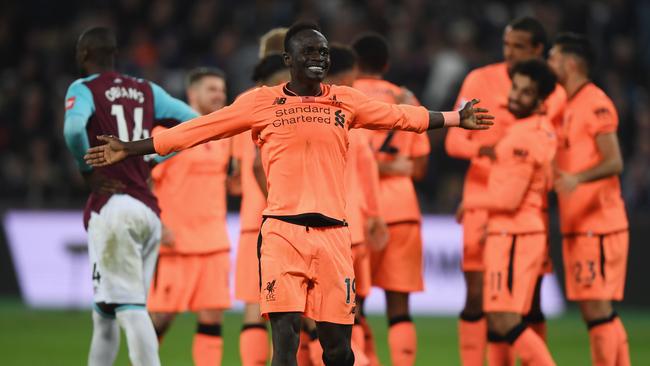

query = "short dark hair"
[77,27,117,65]
[352,33,389,74]
[508,16,547,48]
[328,43,358,76]
[554,32,595,72]
[284,21,322,52]
[186,67,226,87]
[509,59,557,101]
[252,54,287,82]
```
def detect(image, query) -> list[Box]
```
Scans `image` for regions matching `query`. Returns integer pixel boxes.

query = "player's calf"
[269,312,301,366]
[317,322,354,366]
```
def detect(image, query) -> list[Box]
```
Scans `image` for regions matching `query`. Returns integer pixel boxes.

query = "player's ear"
[282,52,291,67]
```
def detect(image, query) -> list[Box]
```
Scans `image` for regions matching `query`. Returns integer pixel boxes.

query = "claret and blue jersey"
[63,71,198,226]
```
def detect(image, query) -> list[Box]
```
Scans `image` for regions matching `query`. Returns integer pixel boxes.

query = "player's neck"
[564,74,590,100]
[84,63,114,76]
[285,81,322,96]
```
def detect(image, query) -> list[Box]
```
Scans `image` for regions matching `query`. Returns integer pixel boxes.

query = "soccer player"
[233,52,289,366]
[84,22,493,366]
[352,33,429,366]
[548,33,630,366]
[146,67,230,366]
[325,43,389,366]
[63,27,197,366]
[446,17,565,365]
[463,59,558,366]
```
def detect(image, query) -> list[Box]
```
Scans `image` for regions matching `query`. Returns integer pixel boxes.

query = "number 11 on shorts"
[345,277,356,304]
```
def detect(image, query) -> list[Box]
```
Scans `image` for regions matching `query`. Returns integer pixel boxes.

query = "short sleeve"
[587,103,618,137]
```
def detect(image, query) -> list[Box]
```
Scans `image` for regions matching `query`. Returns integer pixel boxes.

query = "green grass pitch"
[1,298,649,365]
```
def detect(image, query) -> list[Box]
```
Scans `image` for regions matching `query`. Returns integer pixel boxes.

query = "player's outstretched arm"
[84,135,155,167]
[427,99,494,130]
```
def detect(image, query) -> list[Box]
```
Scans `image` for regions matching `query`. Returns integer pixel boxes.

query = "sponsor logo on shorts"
[265,280,277,302]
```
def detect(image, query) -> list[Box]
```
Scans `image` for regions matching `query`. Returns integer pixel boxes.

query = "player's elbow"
[612,157,624,175]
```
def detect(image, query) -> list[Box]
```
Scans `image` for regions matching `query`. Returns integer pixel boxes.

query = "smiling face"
[508,73,542,119]
[283,29,330,82]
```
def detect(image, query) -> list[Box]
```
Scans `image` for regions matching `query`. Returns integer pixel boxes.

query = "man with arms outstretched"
[84,22,493,366]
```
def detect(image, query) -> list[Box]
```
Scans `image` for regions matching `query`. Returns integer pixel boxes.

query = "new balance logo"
[273,97,287,105]
[329,95,342,107]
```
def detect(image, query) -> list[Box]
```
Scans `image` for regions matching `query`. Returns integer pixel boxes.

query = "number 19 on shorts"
[345,277,356,304]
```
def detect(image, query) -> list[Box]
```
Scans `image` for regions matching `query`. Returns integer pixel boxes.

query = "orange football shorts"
[562,230,628,301]
[462,209,489,272]
[483,233,545,314]
[148,250,231,312]
[370,222,423,293]
[259,218,355,325]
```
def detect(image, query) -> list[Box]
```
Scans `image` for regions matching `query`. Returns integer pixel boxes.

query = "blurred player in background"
[84,21,493,366]
[63,27,197,366]
[146,67,231,366]
[447,17,565,365]
[325,43,389,366]
[352,33,430,366]
[463,59,558,366]
[232,27,289,366]
[549,33,630,366]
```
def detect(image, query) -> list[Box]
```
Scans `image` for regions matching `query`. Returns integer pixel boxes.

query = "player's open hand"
[84,135,129,167]
[459,99,494,130]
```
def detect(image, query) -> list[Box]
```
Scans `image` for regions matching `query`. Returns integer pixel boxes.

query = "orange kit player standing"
[147,68,231,366]
[464,59,558,366]
[325,43,389,366]
[85,22,493,366]
[352,33,429,366]
[446,17,566,365]
[232,28,290,366]
[548,33,630,366]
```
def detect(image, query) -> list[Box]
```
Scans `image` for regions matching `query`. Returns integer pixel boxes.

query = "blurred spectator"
[0,0,647,213]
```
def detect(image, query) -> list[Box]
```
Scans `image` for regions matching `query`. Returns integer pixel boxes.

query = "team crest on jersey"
[65,96,76,110]
[265,280,277,301]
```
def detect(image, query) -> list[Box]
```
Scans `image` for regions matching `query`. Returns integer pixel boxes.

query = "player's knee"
[269,313,301,354]
[579,300,613,322]
[322,341,354,366]
[487,312,521,336]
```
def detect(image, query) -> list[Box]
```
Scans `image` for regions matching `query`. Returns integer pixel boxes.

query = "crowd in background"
[1,0,648,212]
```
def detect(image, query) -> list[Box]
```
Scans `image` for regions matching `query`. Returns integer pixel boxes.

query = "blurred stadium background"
[1,0,649,364]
